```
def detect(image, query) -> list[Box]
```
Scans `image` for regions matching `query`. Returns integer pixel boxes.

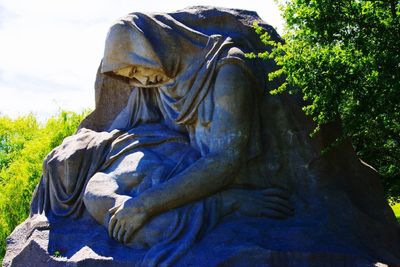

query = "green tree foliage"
[0,111,88,261]
[253,0,400,201]
[392,203,400,222]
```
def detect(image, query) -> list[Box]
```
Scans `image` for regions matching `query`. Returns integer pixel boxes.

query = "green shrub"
[392,203,400,223]
[0,110,88,261]
[252,0,400,201]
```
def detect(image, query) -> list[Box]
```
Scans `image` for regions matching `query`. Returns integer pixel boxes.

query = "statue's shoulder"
[212,49,253,107]
[226,46,246,59]
[218,46,246,64]
[215,46,252,87]
[216,45,254,79]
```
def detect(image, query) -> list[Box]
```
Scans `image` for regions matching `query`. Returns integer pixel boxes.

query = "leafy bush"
[391,203,400,222]
[252,0,400,201]
[0,111,88,261]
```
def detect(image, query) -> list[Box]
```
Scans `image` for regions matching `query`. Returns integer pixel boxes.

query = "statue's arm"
[108,64,292,243]
[134,63,252,215]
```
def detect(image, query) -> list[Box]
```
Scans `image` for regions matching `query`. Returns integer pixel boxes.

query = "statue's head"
[100,12,211,88]
[100,14,179,86]
[113,65,170,88]
[100,17,170,87]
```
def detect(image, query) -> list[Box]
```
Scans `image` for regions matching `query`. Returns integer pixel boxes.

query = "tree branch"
[389,0,397,19]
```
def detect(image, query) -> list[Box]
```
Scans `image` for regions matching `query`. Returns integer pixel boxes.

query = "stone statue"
[4,6,400,267]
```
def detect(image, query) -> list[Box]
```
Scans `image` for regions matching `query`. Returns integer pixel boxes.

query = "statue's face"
[114,65,169,87]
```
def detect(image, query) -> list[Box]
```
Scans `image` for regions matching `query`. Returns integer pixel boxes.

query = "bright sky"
[0,0,283,120]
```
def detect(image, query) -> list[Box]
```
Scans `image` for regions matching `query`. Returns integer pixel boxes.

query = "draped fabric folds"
[31,129,122,218]
[30,9,269,266]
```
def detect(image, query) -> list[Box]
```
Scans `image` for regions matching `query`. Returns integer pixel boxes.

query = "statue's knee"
[83,173,104,211]
[83,182,94,212]
[83,173,120,222]
[83,174,108,224]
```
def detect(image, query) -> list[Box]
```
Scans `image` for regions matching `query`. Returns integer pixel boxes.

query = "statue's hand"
[107,198,149,244]
[234,187,294,219]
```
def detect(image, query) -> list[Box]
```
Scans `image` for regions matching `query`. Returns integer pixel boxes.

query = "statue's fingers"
[113,221,122,240]
[108,205,120,215]
[263,201,294,216]
[259,209,289,219]
[108,215,117,237]
[117,222,126,242]
[265,203,294,216]
[123,225,135,244]
[263,196,294,212]
[262,188,291,199]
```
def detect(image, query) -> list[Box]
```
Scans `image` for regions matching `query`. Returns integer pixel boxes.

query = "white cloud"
[0,0,283,120]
